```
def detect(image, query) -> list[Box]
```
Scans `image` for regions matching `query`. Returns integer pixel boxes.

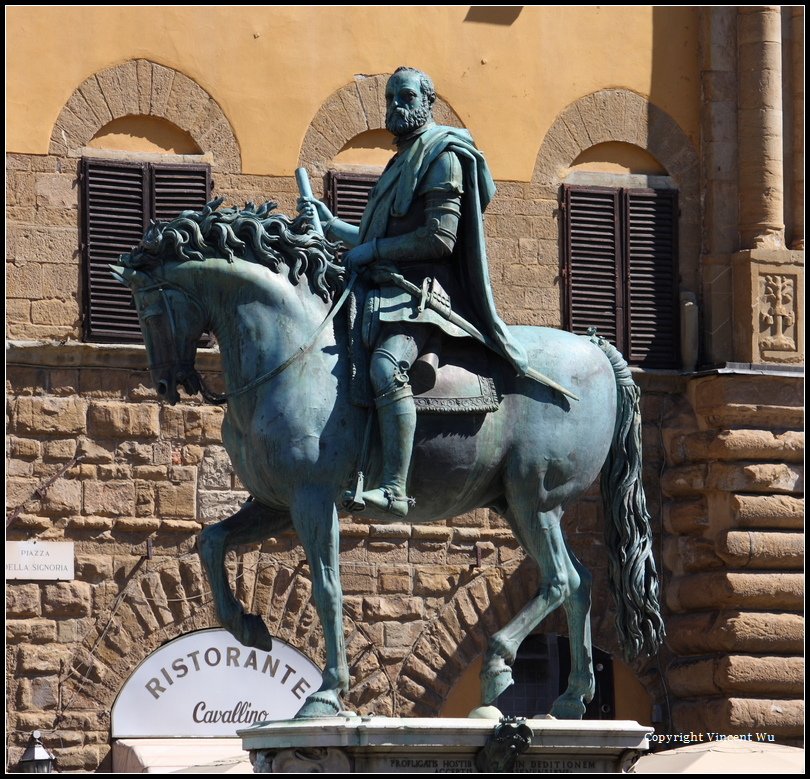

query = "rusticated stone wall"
[660,371,804,740]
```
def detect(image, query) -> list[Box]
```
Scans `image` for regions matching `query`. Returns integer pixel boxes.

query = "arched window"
[561,143,679,369]
[81,117,211,342]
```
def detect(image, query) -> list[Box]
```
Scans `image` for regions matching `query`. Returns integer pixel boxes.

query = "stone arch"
[396,558,659,717]
[298,74,464,178]
[396,560,537,716]
[56,548,395,734]
[531,89,700,293]
[48,60,240,172]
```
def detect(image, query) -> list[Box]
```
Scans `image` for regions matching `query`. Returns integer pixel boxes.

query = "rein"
[191,273,357,405]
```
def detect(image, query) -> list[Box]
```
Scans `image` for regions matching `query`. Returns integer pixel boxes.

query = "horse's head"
[111,264,207,405]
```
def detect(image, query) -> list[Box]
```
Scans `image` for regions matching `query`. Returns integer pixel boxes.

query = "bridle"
[133,271,356,406]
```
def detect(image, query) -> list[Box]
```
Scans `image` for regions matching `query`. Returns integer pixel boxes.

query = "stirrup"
[342,471,366,512]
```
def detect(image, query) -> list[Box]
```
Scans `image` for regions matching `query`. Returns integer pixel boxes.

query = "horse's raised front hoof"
[480,657,514,705]
[550,694,587,720]
[234,613,273,652]
[295,690,342,719]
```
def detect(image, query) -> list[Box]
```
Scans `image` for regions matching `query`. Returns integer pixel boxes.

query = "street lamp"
[19,731,55,773]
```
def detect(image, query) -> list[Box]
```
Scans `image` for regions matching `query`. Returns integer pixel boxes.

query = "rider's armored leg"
[361,330,424,517]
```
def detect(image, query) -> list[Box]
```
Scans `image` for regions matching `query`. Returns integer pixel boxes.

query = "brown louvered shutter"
[563,186,624,350]
[82,159,211,343]
[82,159,149,342]
[326,171,379,225]
[625,189,679,368]
[562,184,679,367]
[152,164,211,221]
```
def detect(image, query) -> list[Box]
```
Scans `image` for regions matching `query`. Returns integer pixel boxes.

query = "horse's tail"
[593,334,666,661]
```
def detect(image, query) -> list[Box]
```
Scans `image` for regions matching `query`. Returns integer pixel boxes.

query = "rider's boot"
[360,385,416,518]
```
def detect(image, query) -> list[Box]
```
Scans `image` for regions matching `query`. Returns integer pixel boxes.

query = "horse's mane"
[121,198,345,302]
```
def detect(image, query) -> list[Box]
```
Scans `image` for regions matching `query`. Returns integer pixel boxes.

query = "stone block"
[75,555,114,583]
[663,536,723,574]
[672,697,804,739]
[41,478,83,516]
[43,438,76,462]
[182,444,205,464]
[42,582,92,618]
[87,402,160,439]
[691,373,803,412]
[363,596,424,622]
[670,429,804,464]
[8,437,40,461]
[409,540,448,564]
[413,567,462,597]
[12,396,86,435]
[367,539,408,563]
[16,676,59,710]
[720,655,804,696]
[167,465,196,482]
[31,299,80,326]
[83,480,135,516]
[7,619,56,644]
[49,745,102,773]
[378,565,412,595]
[7,584,42,617]
[198,490,247,522]
[383,620,425,648]
[708,462,803,494]
[341,563,376,595]
[155,481,196,518]
[718,531,804,569]
[661,464,707,496]
[667,572,803,612]
[16,644,69,674]
[7,298,31,324]
[7,459,33,477]
[199,446,234,489]
[35,173,77,209]
[731,494,804,529]
[17,226,78,265]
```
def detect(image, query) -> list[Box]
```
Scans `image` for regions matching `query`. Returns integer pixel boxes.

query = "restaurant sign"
[111,628,323,737]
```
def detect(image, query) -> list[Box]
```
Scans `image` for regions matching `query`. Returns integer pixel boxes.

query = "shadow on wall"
[463,7,523,25]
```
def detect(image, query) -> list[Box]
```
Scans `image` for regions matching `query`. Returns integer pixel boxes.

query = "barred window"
[81,158,211,342]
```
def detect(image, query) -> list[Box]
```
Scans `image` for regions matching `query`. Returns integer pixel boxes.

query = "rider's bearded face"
[385,74,432,137]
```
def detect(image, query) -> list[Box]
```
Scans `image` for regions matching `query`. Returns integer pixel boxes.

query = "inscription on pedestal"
[515,755,613,772]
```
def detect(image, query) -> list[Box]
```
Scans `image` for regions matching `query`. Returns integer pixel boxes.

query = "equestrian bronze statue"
[113,66,664,720]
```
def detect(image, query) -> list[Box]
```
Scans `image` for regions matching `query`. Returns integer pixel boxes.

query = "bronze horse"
[113,200,664,719]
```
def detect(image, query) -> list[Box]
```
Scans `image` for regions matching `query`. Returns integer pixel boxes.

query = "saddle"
[347,285,500,414]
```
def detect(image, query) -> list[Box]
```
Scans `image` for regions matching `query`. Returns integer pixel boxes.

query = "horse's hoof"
[468,705,504,719]
[295,691,342,719]
[239,613,273,652]
[550,695,587,720]
[480,659,514,704]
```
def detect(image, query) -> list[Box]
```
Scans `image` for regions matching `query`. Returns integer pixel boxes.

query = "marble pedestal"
[239,717,652,773]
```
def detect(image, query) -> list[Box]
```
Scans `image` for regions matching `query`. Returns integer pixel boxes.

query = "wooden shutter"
[82,159,149,342]
[625,189,679,368]
[326,171,378,225]
[82,159,211,343]
[151,164,211,221]
[562,186,623,349]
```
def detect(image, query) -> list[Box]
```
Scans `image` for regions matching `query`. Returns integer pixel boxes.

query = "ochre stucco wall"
[6,6,699,179]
